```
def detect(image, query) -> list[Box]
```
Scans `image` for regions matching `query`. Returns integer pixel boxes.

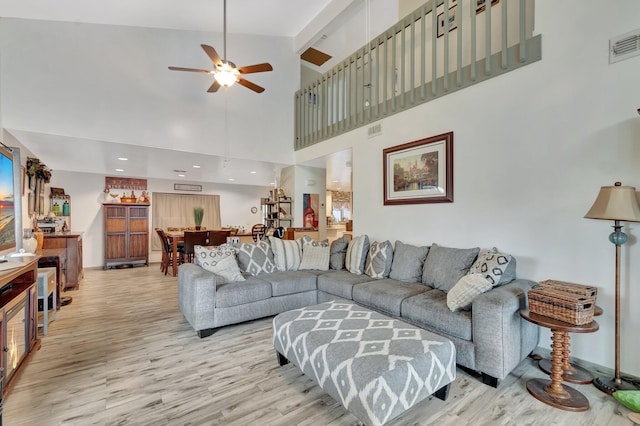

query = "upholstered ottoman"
[273,301,456,426]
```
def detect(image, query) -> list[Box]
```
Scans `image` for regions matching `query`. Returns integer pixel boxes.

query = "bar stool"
[37,268,57,335]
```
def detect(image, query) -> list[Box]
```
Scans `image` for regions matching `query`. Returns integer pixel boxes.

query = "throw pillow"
[469,247,515,286]
[423,243,480,292]
[194,245,245,284]
[235,240,276,275]
[269,236,302,271]
[447,274,492,312]
[364,240,394,279]
[388,241,430,283]
[298,245,330,271]
[345,234,370,275]
[613,390,640,413]
[330,236,349,270]
[299,235,329,247]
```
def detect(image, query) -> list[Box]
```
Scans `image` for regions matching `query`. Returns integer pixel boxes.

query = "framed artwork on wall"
[437,5,459,38]
[383,132,453,205]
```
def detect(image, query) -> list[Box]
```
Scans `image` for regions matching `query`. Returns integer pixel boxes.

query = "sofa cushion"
[236,240,277,276]
[422,243,479,292]
[388,241,430,283]
[299,245,330,271]
[352,279,428,316]
[329,236,349,270]
[345,234,370,275]
[447,274,493,311]
[257,271,318,297]
[317,270,375,300]
[194,245,245,284]
[300,235,329,247]
[401,290,472,341]
[269,236,302,271]
[469,247,516,286]
[364,240,394,279]
[215,276,272,308]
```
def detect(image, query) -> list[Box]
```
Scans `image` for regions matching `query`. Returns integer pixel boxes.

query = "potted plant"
[193,207,204,230]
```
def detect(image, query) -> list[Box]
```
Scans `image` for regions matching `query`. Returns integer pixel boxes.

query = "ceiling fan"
[168,0,273,93]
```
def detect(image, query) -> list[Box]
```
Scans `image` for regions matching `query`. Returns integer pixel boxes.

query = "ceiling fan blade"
[237,63,273,74]
[168,66,212,73]
[201,44,223,66]
[207,80,221,93]
[237,78,265,93]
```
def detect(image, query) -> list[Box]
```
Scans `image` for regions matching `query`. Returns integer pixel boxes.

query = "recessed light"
[115,168,124,172]
[228,178,235,182]
[178,174,185,177]
[332,180,339,183]
[118,157,128,161]
[193,165,201,169]
[250,171,257,174]
[269,182,275,185]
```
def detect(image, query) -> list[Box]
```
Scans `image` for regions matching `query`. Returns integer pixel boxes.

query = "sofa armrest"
[178,263,218,334]
[471,279,539,381]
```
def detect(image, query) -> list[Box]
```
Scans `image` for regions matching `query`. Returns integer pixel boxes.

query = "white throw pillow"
[268,236,302,271]
[345,234,370,275]
[298,246,330,271]
[469,247,513,286]
[447,273,492,312]
[194,245,245,284]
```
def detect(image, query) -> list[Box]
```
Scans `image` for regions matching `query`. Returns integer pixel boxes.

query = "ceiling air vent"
[610,29,640,64]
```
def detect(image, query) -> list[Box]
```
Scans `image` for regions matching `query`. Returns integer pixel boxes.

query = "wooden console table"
[43,232,83,290]
[520,309,598,412]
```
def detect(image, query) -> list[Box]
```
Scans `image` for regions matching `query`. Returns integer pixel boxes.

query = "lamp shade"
[585,182,640,222]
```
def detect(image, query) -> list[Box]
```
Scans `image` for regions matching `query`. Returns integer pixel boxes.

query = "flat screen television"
[0,144,22,258]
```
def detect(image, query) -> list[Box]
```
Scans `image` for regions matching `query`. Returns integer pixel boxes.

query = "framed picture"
[174,183,202,192]
[476,0,500,15]
[437,5,459,38]
[383,132,453,205]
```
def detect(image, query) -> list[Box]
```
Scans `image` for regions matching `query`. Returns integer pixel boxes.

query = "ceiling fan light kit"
[168,0,273,93]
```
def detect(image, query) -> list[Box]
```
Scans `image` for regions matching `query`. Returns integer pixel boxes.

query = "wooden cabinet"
[42,233,83,290]
[103,203,149,269]
[262,198,292,229]
[0,257,41,399]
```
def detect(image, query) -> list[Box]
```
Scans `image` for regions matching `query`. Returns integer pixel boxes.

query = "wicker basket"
[538,280,597,299]
[528,287,596,325]
[120,197,137,203]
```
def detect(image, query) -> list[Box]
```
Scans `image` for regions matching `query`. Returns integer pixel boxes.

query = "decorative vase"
[34,231,44,251]
[22,236,37,254]
[195,226,201,230]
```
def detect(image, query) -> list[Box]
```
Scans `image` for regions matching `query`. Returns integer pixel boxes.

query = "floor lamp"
[585,182,640,394]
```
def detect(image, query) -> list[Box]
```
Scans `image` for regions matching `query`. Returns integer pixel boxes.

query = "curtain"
[151,193,221,251]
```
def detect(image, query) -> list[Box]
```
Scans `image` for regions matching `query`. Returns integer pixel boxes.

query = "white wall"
[296,0,640,376]
[49,170,270,267]
[0,18,299,165]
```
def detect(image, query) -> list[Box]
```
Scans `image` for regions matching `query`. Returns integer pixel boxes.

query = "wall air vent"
[610,29,640,64]
[367,123,382,138]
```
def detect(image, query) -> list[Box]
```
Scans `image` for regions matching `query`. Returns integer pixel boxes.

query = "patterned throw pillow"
[422,243,480,292]
[364,240,394,279]
[298,246,330,271]
[268,236,302,271]
[299,235,329,247]
[345,234,370,275]
[446,273,493,312]
[329,236,349,270]
[469,247,514,286]
[235,240,276,275]
[194,245,245,284]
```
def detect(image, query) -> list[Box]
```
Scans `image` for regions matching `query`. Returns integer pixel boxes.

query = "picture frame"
[437,5,459,38]
[476,0,500,15]
[174,183,202,192]
[383,132,453,205]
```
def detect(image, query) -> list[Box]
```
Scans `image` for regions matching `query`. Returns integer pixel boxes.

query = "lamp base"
[593,376,638,395]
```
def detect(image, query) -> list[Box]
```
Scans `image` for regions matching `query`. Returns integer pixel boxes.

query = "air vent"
[610,29,640,64]
[367,123,382,138]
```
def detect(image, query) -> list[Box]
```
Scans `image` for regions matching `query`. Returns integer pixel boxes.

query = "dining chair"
[157,228,185,275]
[251,224,267,242]
[183,230,209,263]
[208,230,231,246]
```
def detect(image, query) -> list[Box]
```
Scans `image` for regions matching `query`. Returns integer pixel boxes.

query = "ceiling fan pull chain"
[223,0,227,62]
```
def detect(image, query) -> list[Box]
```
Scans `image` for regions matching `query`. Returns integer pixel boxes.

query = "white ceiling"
[0,0,356,190]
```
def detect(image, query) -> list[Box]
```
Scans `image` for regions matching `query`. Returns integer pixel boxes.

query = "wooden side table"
[537,305,603,384]
[520,309,599,412]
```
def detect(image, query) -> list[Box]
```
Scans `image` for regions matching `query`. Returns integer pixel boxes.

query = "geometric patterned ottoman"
[273,301,456,426]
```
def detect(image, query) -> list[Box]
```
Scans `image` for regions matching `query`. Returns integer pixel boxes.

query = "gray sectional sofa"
[177,236,539,387]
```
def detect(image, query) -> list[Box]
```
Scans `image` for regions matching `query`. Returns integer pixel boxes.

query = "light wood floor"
[4,266,635,425]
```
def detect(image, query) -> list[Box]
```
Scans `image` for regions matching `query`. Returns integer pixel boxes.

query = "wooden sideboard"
[103,203,150,269]
[42,233,83,290]
[0,257,41,399]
